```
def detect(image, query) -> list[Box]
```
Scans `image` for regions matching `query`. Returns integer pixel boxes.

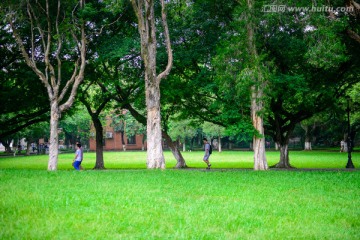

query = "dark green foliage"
[0,24,49,138]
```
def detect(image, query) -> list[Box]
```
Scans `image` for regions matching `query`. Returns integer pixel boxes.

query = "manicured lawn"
[0,150,359,239]
[0,150,359,169]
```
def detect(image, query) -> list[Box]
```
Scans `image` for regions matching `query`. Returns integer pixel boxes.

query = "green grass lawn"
[0,150,360,239]
[0,150,359,170]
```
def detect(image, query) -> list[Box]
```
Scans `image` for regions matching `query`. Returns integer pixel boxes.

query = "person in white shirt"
[72,143,83,170]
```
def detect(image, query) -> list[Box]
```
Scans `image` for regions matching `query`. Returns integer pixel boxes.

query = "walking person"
[203,138,212,169]
[76,141,84,170]
[72,143,83,170]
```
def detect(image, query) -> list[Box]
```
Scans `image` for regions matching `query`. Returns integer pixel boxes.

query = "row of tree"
[0,0,359,170]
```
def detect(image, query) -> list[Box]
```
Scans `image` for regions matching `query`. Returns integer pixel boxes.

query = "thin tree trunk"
[120,131,126,151]
[218,136,222,152]
[48,102,60,170]
[92,114,105,170]
[80,88,110,169]
[93,118,105,169]
[343,141,349,152]
[142,135,145,151]
[302,125,313,150]
[26,141,31,156]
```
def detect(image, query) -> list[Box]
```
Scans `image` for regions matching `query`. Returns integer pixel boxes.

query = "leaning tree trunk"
[163,131,187,168]
[93,117,105,169]
[48,101,60,170]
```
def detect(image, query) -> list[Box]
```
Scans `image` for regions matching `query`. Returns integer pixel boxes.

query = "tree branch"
[156,0,173,83]
[7,11,49,92]
[55,0,63,91]
[59,0,87,113]
[347,29,360,44]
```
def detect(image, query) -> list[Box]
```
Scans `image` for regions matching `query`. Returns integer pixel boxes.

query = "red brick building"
[89,116,146,151]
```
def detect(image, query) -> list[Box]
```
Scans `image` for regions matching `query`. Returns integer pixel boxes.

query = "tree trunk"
[251,90,268,170]
[182,140,186,152]
[131,0,172,169]
[142,135,145,151]
[274,144,293,168]
[26,140,31,156]
[8,0,87,171]
[48,102,60,171]
[146,82,165,169]
[163,131,187,168]
[304,141,312,151]
[1,139,13,153]
[93,117,105,169]
[303,125,312,150]
[218,136,222,152]
[247,0,268,171]
[343,141,348,152]
[120,131,126,151]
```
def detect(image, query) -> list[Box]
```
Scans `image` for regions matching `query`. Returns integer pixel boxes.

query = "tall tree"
[261,0,360,168]
[131,0,173,169]
[80,81,110,170]
[6,0,87,170]
[212,0,269,170]
[158,0,239,166]
[245,0,268,170]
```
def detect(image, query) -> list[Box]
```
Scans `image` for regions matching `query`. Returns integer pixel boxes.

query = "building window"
[105,132,113,139]
[127,135,136,145]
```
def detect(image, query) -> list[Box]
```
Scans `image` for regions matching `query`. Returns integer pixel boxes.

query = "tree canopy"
[1,0,359,170]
